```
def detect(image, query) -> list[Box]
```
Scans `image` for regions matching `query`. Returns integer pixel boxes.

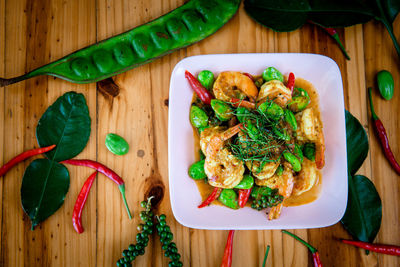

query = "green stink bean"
[262,67,284,82]
[377,70,394,100]
[235,107,252,123]
[283,152,301,172]
[188,160,207,180]
[244,120,260,140]
[218,189,239,209]
[258,101,284,120]
[294,144,304,164]
[234,174,254,189]
[288,88,310,112]
[0,0,241,86]
[273,127,290,141]
[303,143,316,161]
[275,165,284,176]
[284,109,297,130]
[190,106,209,128]
[197,70,215,90]
[211,99,233,121]
[105,133,130,155]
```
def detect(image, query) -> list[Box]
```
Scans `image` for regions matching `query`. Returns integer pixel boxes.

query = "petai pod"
[0,0,240,87]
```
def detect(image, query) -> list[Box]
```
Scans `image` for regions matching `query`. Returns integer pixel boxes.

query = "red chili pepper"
[309,21,350,60]
[287,72,295,93]
[282,230,322,267]
[221,230,235,267]
[238,189,251,208]
[72,171,97,234]
[185,70,214,105]
[0,144,56,177]
[368,88,400,175]
[198,187,222,208]
[341,239,400,256]
[62,159,132,219]
[229,98,256,109]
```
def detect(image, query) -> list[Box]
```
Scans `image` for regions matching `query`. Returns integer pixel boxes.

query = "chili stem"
[119,184,132,219]
[368,87,378,120]
[262,245,270,267]
[282,230,317,253]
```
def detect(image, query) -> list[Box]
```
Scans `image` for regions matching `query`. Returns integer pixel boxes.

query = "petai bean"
[234,174,254,189]
[105,133,130,155]
[188,160,207,180]
[376,70,394,100]
[218,189,239,209]
[197,70,214,90]
[211,99,233,121]
[284,109,297,130]
[283,152,301,172]
[262,67,283,82]
[258,101,284,120]
[288,88,310,112]
[190,105,209,128]
[0,0,240,87]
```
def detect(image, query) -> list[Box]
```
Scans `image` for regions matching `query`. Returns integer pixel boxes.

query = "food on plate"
[187,67,325,220]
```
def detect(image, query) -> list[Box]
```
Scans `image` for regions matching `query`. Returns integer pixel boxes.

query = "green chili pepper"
[190,105,209,128]
[376,70,394,100]
[197,70,214,90]
[275,165,284,176]
[284,109,297,130]
[303,143,316,161]
[262,67,284,82]
[218,189,239,209]
[188,160,207,180]
[235,107,252,123]
[283,152,301,172]
[0,0,241,87]
[211,99,233,121]
[234,174,254,189]
[288,88,310,112]
[273,127,290,141]
[105,133,130,155]
[258,101,284,120]
[294,144,304,164]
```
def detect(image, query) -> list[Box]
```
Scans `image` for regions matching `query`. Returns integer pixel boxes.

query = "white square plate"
[168,53,347,230]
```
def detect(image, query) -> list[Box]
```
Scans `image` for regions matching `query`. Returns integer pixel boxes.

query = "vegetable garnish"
[221,230,235,267]
[282,230,322,267]
[262,245,270,267]
[341,239,400,256]
[72,171,97,234]
[0,145,56,177]
[376,70,394,100]
[368,87,400,175]
[198,187,223,208]
[185,70,214,105]
[0,0,240,86]
[62,159,132,219]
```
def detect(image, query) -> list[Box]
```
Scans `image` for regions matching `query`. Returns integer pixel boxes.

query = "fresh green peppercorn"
[218,189,239,209]
[262,67,284,82]
[211,99,234,121]
[188,160,207,180]
[234,174,254,189]
[105,133,130,156]
[159,214,166,221]
[377,70,394,100]
[190,105,209,128]
[197,70,214,90]
[283,151,301,172]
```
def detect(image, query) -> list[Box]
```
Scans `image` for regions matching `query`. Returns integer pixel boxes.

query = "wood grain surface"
[0,1,399,266]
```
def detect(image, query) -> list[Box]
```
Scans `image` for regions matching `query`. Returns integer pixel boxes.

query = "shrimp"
[199,126,226,155]
[295,108,325,169]
[254,164,294,220]
[292,158,317,196]
[246,160,279,180]
[204,124,245,188]
[257,80,292,107]
[213,71,258,102]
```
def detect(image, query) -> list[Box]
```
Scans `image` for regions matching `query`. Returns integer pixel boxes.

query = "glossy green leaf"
[36,92,91,162]
[21,159,70,229]
[345,110,368,176]
[341,175,382,243]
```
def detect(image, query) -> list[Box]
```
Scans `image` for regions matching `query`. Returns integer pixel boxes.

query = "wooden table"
[0,1,399,266]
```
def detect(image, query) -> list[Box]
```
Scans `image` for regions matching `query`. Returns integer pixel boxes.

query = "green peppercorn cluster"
[250,186,283,211]
[116,197,182,267]
[156,214,183,267]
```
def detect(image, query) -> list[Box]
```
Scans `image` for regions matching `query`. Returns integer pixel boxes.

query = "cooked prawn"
[292,158,317,196]
[295,108,325,169]
[213,71,258,102]
[246,160,279,180]
[257,80,292,107]
[199,126,226,155]
[204,124,245,188]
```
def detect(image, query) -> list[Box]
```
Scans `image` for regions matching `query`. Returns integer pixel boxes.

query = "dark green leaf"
[341,175,382,242]
[21,159,70,229]
[36,91,91,162]
[345,110,369,176]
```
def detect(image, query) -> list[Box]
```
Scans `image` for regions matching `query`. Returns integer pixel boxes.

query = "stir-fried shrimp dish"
[187,67,325,220]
